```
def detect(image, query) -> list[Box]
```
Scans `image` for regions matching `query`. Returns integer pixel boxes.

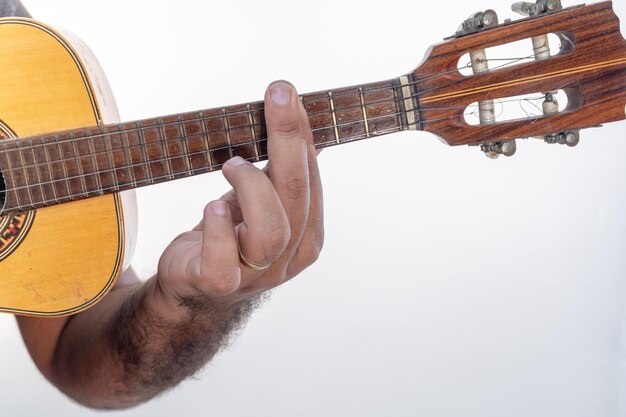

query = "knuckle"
[274,119,300,137]
[281,175,308,201]
[199,269,240,296]
[261,219,291,262]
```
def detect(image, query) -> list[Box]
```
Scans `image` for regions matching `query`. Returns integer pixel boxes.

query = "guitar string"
[2,92,525,186]
[0,53,536,157]
[4,91,543,208]
[3,109,415,196]
[0,83,543,185]
[2,94,557,211]
[2,124,411,211]
[1,80,541,173]
[1,49,574,205]
[2,91,550,200]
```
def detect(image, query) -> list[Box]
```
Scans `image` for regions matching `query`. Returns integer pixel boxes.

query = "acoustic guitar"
[1,0,625,316]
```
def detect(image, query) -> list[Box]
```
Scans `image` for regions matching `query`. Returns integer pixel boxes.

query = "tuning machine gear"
[544,130,580,147]
[512,0,562,17]
[481,140,517,159]
[455,9,499,37]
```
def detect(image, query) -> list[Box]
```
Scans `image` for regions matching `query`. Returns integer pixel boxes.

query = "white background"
[1,0,626,416]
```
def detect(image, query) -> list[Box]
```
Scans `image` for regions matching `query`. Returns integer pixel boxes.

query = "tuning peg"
[481,139,517,158]
[455,10,499,37]
[544,130,580,147]
[512,0,562,17]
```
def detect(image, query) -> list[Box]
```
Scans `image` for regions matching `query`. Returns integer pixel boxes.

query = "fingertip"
[267,79,296,93]
[206,200,230,219]
[266,80,299,108]
[223,156,248,171]
[222,156,251,183]
[212,201,228,216]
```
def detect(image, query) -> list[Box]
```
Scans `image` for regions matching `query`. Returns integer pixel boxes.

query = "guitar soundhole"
[0,122,35,262]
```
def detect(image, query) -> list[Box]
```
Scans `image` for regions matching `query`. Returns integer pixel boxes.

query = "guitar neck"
[0,77,419,213]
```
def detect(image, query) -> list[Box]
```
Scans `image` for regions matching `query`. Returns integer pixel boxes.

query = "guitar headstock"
[411,0,626,157]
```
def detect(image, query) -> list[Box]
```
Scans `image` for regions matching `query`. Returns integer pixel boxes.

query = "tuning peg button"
[512,0,562,17]
[544,130,580,147]
[480,139,517,158]
[564,131,580,147]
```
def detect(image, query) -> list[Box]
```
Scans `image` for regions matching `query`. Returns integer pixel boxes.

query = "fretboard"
[0,77,420,214]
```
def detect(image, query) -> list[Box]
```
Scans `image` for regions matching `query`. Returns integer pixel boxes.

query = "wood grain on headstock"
[412,1,626,146]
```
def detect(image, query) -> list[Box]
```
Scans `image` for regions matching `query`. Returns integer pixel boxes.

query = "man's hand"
[157,80,324,310]
[17,81,324,409]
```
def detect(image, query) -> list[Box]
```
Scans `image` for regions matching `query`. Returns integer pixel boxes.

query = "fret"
[136,121,154,185]
[302,94,335,146]
[178,114,207,174]
[198,112,215,172]
[141,121,167,184]
[70,135,89,197]
[17,143,34,206]
[156,118,175,180]
[42,142,59,203]
[73,132,98,195]
[27,145,45,204]
[391,78,407,130]
[90,129,115,194]
[223,105,256,161]
[137,122,160,184]
[250,104,267,158]
[176,115,194,177]
[359,87,371,138]
[33,140,54,203]
[87,133,104,193]
[363,82,401,135]
[109,125,134,188]
[203,110,230,167]
[160,115,190,179]
[119,126,138,189]
[19,142,44,206]
[332,88,368,143]
[122,122,149,186]
[54,136,72,199]
[328,91,340,144]
[221,108,234,159]
[247,104,260,161]
[59,137,83,199]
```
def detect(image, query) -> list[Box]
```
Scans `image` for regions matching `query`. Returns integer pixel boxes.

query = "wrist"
[149,275,243,322]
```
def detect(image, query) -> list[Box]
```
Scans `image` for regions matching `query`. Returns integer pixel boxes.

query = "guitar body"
[0,18,129,316]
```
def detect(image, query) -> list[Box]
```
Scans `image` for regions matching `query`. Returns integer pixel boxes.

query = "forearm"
[47,278,260,409]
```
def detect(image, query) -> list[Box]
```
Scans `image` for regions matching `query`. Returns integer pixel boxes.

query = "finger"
[219,164,272,224]
[189,201,241,297]
[265,81,310,257]
[222,156,291,269]
[288,99,324,276]
[219,189,242,223]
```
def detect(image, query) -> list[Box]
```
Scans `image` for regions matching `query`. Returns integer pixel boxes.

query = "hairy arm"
[19,271,262,409]
[17,81,323,409]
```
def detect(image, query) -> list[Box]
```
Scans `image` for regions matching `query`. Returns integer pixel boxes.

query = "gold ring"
[238,246,271,272]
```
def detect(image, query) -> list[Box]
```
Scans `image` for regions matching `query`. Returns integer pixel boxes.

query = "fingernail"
[226,156,246,167]
[211,201,228,216]
[270,83,292,106]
